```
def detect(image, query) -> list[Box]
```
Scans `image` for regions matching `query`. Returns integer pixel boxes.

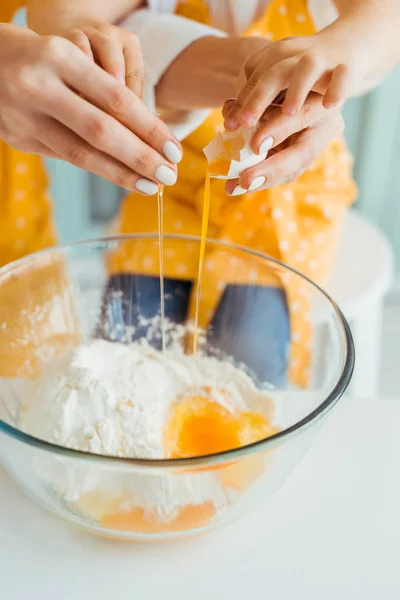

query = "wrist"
[324,15,398,84]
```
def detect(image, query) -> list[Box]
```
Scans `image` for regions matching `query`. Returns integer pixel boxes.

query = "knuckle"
[126,68,144,84]
[41,35,69,61]
[14,64,36,92]
[107,86,131,114]
[299,110,313,130]
[65,145,89,169]
[101,34,115,49]
[300,52,320,71]
[114,168,133,189]
[99,23,114,35]
[68,29,89,46]
[13,64,57,99]
[132,152,150,174]
[145,121,163,147]
[269,64,283,79]
[85,116,109,145]
[68,28,85,40]
[244,76,258,93]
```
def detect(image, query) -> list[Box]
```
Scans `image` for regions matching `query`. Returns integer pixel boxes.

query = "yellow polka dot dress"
[111,0,357,387]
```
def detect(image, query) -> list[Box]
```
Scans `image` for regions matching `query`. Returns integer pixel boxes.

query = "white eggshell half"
[203,126,268,180]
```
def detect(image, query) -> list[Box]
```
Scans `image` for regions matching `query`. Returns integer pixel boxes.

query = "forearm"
[332,0,400,80]
[27,0,141,33]
[156,36,266,111]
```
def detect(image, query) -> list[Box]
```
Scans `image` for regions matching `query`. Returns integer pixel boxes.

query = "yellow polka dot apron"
[0,1,57,267]
[111,0,357,387]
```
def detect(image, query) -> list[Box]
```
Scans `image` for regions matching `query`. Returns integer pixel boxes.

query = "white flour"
[0,340,318,526]
[12,340,278,524]
[19,339,273,460]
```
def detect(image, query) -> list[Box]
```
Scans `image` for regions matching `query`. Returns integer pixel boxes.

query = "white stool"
[324,210,394,397]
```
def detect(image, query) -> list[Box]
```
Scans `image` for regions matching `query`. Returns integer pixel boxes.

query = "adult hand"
[0,24,182,195]
[223,92,344,196]
[55,20,145,96]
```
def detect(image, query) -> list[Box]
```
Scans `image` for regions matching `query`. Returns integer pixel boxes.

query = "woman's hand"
[0,24,182,195]
[55,21,144,96]
[223,93,344,196]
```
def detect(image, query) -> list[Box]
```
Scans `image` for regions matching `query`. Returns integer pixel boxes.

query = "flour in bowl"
[19,339,275,459]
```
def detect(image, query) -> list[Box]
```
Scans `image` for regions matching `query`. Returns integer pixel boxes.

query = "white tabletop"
[1,396,400,600]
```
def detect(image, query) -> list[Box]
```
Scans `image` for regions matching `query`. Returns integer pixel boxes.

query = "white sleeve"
[120,9,226,140]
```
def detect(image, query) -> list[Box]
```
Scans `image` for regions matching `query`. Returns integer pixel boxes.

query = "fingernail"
[259,136,274,155]
[163,140,183,164]
[116,74,125,84]
[230,185,247,196]
[248,176,266,191]
[155,165,177,186]
[324,101,337,109]
[225,117,240,130]
[241,111,257,127]
[135,178,159,195]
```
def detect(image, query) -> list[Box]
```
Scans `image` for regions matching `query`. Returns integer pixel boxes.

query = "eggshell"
[203,126,268,180]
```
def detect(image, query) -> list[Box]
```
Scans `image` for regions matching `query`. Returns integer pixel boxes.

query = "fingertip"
[222,99,235,119]
[224,117,240,131]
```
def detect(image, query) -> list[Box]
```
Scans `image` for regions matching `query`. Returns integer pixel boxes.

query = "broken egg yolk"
[164,395,276,459]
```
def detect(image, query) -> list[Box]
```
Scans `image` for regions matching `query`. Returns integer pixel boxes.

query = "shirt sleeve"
[119,9,226,140]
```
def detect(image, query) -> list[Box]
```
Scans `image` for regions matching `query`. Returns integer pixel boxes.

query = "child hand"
[61,21,144,96]
[222,92,344,195]
[224,32,366,130]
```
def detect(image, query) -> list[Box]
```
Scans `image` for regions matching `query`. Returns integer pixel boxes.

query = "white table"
[1,396,400,600]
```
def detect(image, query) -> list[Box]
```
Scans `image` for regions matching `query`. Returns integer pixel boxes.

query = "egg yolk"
[100,502,216,534]
[164,394,276,459]
[80,392,278,537]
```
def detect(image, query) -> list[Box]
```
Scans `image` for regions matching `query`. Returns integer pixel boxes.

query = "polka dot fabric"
[111,0,357,388]
[0,143,57,267]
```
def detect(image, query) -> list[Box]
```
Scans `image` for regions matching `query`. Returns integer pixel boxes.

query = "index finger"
[250,92,328,154]
[123,32,144,98]
[224,58,293,130]
[59,40,182,163]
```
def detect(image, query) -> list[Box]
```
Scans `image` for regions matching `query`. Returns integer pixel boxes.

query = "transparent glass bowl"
[0,235,354,541]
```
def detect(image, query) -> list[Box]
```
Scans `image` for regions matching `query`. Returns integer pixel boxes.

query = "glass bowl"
[0,235,354,541]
